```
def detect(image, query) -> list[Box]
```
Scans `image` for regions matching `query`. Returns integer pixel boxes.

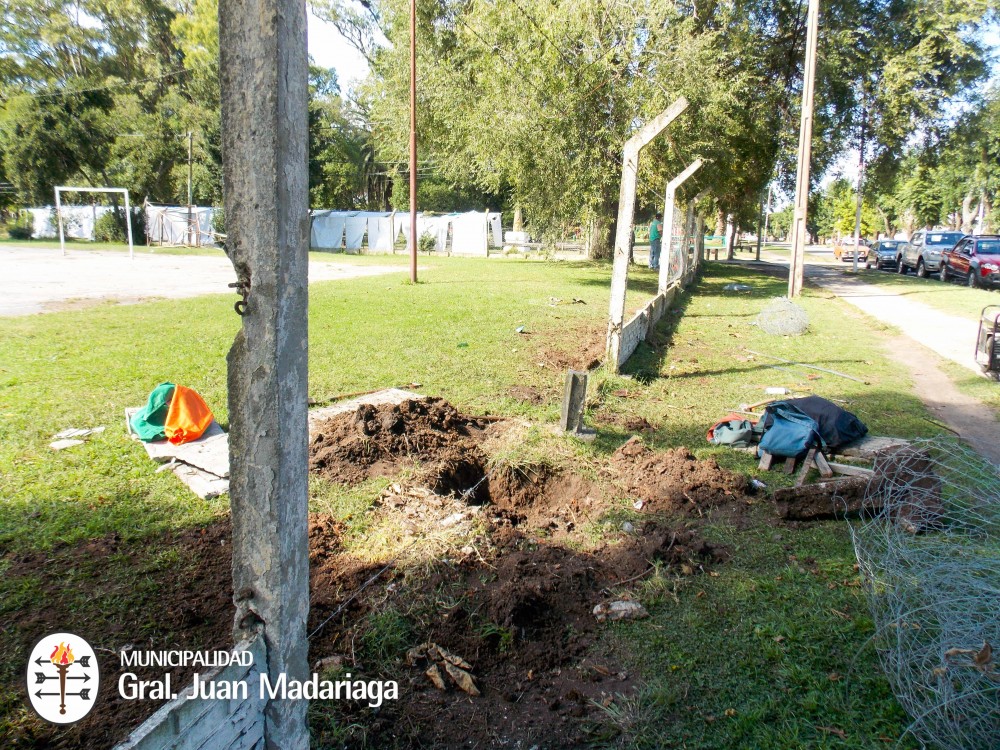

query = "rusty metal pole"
[409,0,417,283]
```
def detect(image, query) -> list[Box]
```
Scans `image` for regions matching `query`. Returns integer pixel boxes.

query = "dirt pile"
[309,397,490,494]
[610,437,751,515]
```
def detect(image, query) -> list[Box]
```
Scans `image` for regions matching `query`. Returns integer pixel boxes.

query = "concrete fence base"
[616,262,698,370]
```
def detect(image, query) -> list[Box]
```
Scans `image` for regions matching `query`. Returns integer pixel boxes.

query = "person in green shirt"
[649,213,663,270]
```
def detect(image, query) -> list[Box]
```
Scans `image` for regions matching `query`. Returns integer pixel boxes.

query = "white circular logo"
[26,632,100,724]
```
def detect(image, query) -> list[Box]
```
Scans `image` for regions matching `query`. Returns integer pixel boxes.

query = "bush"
[418,231,437,254]
[7,219,33,240]
[93,210,127,242]
[92,208,146,244]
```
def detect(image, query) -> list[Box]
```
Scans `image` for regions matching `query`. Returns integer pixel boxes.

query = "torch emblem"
[26,632,99,724]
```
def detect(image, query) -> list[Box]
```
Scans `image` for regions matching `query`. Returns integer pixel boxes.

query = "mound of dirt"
[610,437,751,515]
[309,397,489,492]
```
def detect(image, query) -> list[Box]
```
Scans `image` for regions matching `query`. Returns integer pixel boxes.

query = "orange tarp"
[164,385,214,445]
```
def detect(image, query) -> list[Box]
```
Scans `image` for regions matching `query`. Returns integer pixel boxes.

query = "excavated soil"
[537,321,606,372]
[309,398,492,497]
[609,437,753,520]
[7,399,756,750]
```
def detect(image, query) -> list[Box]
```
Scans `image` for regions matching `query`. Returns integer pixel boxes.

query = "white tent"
[27,206,114,240]
[145,204,219,247]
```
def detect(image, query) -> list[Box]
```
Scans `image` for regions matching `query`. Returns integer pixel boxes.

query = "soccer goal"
[54,186,135,259]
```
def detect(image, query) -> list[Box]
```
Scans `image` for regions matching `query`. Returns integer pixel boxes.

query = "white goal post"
[54,186,135,259]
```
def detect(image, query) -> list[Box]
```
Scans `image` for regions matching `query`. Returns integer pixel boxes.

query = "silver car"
[898,230,965,277]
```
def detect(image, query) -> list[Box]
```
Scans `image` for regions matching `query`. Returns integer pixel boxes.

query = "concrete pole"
[659,159,703,293]
[852,109,865,273]
[187,131,194,247]
[55,188,66,256]
[788,0,820,298]
[606,97,688,372]
[219,0,310,745]
[408,0,418,283]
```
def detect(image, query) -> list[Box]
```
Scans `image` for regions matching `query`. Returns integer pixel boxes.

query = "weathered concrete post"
[606,97,688,373]
[658,158,703,294]
[219,0,310,746]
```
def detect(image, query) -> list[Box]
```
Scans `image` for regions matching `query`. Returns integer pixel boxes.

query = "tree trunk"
[512,205,523,232]
[725,215,736,260]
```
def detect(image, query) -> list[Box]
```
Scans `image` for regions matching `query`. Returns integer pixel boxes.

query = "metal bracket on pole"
[606,97,689,372]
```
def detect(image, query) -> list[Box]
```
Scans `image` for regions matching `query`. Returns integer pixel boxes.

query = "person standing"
[649,213,664,270]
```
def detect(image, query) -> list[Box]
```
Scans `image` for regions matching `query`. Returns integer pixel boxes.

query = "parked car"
[897,230,965,277]
[833,237,869,262]
[940,235,1000,288]
[865,239,904,270]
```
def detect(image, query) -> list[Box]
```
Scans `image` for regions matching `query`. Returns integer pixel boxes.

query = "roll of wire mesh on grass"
[847,439,1000,750]
[755,297,809,336]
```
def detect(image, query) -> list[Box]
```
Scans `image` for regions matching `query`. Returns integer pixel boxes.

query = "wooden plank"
[827,461,875,478]
[758,451,774,470]
[835,435,911,459]
[795,448,817,486]
[813,450,834,478]
[308,388,422,434]
[784,456,797,474]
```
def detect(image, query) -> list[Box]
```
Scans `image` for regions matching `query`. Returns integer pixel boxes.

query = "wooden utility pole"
[788,0,820,298]
[408,0,418,283]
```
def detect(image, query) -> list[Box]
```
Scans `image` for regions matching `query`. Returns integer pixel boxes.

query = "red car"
[941,235,1000,288]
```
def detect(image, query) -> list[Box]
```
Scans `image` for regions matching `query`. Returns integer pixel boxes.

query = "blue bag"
[757,401,823,458]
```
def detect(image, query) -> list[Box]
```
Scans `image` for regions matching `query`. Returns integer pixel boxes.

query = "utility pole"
[408,0,418,283]
[762,182,773,253]
[852,109,865,273]
[187,131,194,247]
[788,0,820,298]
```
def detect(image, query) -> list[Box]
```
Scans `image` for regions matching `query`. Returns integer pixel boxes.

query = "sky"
[308,11,372,91]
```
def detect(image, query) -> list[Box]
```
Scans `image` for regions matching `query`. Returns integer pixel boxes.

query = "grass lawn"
[0,257,939,748]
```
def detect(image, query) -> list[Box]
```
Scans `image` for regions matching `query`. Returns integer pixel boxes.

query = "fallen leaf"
[444,662,480,696]
[974,642,993,668]
[426,664,446,691]
[816,726,847,739]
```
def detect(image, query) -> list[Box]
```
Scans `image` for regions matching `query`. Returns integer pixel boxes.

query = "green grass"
[0,256,950,748]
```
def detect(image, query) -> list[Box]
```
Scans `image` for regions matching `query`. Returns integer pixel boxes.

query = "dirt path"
[882,337,1000,466]
[0,246,402,316]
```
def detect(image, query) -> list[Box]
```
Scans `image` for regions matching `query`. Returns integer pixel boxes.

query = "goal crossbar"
[54,186,135,259]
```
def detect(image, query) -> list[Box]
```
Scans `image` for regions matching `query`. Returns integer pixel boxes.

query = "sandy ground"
[805,265,982,375]
[0,246,403,316]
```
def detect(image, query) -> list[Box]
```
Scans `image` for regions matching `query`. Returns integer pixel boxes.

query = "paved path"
[0,246,402,316]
